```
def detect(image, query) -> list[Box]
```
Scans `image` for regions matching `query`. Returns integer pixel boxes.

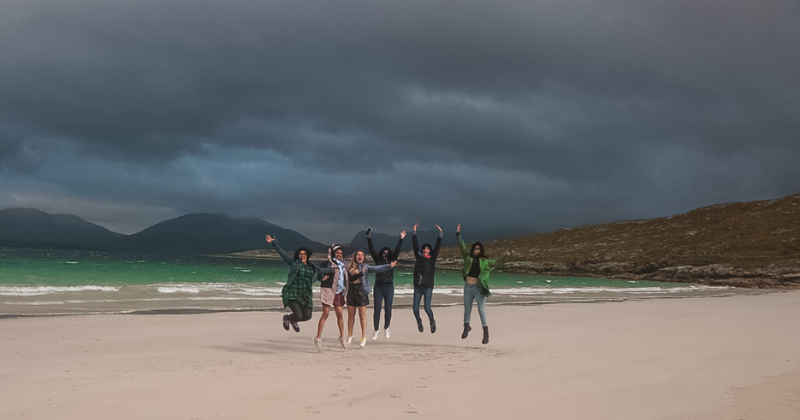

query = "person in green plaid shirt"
[266,234,332,334]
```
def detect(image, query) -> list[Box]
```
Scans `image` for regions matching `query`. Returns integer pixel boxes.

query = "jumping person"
[366,229,406,340]
[456,224,511,345]
[313,244,350,352]
[411,222,443,333]
[265,235,332,338]
[345,250,397,347]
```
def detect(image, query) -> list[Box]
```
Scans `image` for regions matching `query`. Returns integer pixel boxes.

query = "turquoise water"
[0,247,737,316]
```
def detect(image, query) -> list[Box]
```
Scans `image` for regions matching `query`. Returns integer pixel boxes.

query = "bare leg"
[347,305,357,339]
[316,305,330,338]
[334,306,345,337]
[358,306,367,339]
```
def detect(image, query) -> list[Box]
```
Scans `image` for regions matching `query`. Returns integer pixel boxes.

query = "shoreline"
[0,287,774,319]
[2,291,798,419]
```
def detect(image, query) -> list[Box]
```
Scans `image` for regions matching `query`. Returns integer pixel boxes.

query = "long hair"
[293,247,312,261]
[347,250,365,275]
[378,246,392,263]
[470,242,486,259]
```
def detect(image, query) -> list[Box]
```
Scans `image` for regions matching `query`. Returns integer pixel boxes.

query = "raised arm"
[366,233,380,262]
[431,224,444,258]
[456,224,469,257]
[391,230,406,260]
[412,223,420,254]
[266,235,294,266]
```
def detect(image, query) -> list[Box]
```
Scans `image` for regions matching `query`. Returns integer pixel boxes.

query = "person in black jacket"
[366,228,406,340]
[412,222,443,333]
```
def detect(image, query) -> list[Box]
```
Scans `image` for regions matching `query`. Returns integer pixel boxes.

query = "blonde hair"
[347,250,365,276]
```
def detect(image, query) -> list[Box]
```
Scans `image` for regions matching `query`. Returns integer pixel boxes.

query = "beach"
[2,292,799,420]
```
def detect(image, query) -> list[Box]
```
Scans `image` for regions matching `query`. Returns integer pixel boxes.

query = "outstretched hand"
[435,224,442,233]
[390,260,398,268]
[265,234,276,243]
[400,230,407,239]
[456,223,461,233]
[413,222,419,233]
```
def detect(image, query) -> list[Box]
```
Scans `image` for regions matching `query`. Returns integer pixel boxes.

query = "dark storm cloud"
[1,0,799,242]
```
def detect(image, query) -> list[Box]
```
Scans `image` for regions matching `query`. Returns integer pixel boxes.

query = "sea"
[0,247,752,317]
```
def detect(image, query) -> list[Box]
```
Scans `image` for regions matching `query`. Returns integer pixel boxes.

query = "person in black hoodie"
[366,228,406,340]
[412,222,443,333]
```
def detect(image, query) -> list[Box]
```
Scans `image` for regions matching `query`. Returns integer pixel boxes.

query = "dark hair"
[471,242,486,259]
[293,247,312,261]
[379,246,392,262]
[421,243,432,253]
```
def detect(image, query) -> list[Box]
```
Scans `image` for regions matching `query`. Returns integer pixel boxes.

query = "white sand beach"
[2,292,799,420]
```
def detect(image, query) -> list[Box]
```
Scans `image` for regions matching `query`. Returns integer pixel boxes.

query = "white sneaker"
[313,337,322,353]
[339,336,348,349]
[384,328,390,339]
[372,330,379,341]
[346,336,353,344]
[360,337,366,347]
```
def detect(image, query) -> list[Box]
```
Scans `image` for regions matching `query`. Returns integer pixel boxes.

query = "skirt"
[320,286,335,307]
[346,282,370,307]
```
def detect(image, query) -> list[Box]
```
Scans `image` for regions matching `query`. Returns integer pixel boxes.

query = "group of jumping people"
[265,223,510,352]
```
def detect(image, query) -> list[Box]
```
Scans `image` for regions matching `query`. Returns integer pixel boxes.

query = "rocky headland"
[408,193,800,289]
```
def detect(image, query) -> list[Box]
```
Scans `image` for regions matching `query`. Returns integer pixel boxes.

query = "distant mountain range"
[3,193,799,288]
[0,209,326,255]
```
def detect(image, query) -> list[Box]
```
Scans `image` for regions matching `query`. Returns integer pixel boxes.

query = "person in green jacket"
[266,234,332,336]
[456,224,511,345]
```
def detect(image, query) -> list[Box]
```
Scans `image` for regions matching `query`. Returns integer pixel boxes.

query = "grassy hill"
[427,193,800,288]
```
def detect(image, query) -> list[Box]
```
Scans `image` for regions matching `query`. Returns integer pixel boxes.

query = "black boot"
[417,318,424,332]
[430,319,436,334]
[482,326,489,345]
[461,323,471,339]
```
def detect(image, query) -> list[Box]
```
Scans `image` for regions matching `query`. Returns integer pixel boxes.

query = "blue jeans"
[413,285,434,322]
[373,282,395,330]
[463,283,487,327]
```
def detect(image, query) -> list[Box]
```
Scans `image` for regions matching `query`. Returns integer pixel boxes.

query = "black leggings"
[286,300,313,323]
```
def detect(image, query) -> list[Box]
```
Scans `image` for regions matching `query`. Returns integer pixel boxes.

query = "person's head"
[354,250,365,263]
[471,242,486,258]
[421,243,432,257]
[331,245,343,261]
[293,247,312,263]
[347,250,366,274]
[379,246,392,262]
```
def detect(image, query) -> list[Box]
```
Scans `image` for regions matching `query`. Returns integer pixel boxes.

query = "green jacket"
[457,233,506,297]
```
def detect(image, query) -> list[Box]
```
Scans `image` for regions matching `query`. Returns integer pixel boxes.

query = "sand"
[1,292,799,420]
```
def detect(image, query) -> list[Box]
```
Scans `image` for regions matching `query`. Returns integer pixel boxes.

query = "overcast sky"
[2,0,799,243]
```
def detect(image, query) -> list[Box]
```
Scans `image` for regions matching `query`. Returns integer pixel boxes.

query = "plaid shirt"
[282,262,315,308]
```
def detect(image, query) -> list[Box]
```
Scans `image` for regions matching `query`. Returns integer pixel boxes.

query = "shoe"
[313,337,322,353]
[290,320,300,332]
[360,338,366,347]
[384,328,390,339]
[417,319,424,333]
[339,336,348,349]
[482,326,489,345]
[346,336,354,344]
[461,323,472,339]
[430,320,437,334]
[282,315,290,331]
[372,330,379,341]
